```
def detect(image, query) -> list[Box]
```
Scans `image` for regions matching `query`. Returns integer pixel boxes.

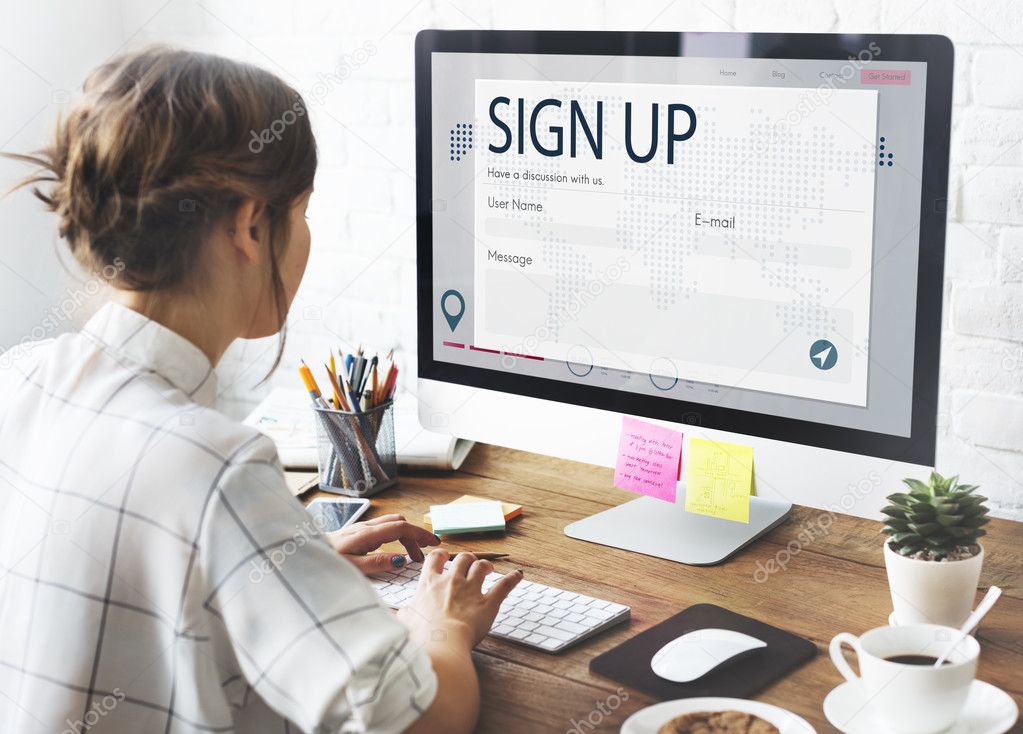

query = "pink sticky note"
[613,416,683,503]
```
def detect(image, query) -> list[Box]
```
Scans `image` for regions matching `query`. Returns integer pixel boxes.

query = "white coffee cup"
[829,624,978,734]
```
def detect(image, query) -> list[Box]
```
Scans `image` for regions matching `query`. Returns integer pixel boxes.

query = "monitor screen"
[418,33,950,463]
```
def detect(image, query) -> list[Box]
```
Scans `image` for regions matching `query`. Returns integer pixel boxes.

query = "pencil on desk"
[460,552,509,561]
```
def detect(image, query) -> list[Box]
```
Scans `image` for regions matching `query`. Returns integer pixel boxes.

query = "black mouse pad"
[590,603,817,700]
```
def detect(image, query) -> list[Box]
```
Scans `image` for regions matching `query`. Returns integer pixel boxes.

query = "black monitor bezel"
[415,30,952,466]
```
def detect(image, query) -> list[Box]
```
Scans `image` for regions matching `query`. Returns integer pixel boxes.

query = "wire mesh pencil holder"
[313,401,397,497]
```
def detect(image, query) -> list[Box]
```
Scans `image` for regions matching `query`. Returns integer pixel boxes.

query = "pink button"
[860,69,912,85]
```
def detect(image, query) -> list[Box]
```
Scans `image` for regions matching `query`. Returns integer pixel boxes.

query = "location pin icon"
[441,289,465,332]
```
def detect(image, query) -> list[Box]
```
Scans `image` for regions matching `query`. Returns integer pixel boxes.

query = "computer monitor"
[414,31,953,564]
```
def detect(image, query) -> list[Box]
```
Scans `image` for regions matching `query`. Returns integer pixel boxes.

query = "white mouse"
[650,628,767,682]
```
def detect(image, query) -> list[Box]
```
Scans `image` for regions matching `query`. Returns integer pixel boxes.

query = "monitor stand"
[564,491,792,566]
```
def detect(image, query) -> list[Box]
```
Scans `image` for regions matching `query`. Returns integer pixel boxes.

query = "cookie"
[656,709,780,734]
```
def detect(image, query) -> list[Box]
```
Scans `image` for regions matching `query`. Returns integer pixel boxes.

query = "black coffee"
[884,654,948,666]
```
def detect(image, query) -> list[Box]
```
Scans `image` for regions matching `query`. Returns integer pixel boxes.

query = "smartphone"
[307,497,371,532]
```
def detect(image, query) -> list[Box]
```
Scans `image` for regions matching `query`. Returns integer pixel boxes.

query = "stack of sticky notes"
[424,494,522,533]
[428,500,506,536]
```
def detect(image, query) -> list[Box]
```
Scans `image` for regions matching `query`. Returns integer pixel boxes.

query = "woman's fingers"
[448,552,476,578]
[361,513,405,526]
[466,559,493,588]
[345,552,407,576]
[485,569,524,610]
[422,548,449,578]
[340,520,440,558]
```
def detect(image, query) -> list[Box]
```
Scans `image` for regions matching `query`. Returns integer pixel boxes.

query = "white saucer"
[621,697,815,734]
[823,679,1018,734]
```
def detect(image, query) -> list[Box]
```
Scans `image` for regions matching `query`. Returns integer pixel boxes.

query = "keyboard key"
[525,633,547,645]
[539,638,562,651]
[556,620,587,635]
[508,629,531,640]
[535,625,573,641]
[493,625,514,635]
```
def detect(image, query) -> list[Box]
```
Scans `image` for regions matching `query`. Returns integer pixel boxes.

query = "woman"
[0,47,519,733]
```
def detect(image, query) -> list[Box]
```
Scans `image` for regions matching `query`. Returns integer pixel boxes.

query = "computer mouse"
[650,628,767,683]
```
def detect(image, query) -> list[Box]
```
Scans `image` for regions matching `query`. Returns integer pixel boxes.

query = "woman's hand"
[325,513,440,576]
[398,549,523,649]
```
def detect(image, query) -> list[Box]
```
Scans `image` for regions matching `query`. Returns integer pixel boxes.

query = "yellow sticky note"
[685,438,754,523]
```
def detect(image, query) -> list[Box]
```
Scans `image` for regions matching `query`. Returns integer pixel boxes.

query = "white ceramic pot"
[883,541,983,627]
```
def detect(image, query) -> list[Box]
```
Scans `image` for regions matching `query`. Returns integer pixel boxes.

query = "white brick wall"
[4,0,1020,518]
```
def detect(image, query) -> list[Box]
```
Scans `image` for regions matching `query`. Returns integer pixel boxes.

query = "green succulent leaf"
[881,506,909,519]
[935,514,964,527]
[902,478,931,495]
[890,531,920,543]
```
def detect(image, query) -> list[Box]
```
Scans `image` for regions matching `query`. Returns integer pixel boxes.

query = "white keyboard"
[370,561,630,653]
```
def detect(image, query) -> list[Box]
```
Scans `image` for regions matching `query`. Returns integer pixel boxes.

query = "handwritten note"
[613,417,683,503]
[685,438,754,523]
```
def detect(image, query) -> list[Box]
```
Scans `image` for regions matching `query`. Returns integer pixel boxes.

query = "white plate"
[823,679,1018,734]
[620,697,815,734]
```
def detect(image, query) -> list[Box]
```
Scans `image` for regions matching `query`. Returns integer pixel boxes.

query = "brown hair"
[6,46,317,368]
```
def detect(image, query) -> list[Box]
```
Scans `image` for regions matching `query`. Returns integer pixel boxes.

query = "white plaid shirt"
[0,303,436,733]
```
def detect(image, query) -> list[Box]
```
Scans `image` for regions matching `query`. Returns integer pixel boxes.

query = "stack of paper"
[423,494,522,531]
[244,387,474,471]
[429,500,506,535]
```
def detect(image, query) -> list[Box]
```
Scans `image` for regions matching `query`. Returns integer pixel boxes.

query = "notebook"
[590,604,816,700]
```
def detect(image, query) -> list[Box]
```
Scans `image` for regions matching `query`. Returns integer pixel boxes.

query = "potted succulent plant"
[881,472,990,627]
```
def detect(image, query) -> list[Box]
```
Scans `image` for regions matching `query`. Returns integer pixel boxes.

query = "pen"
[352,356,366,398]
[364,355,378,396]
[343,377,362,414]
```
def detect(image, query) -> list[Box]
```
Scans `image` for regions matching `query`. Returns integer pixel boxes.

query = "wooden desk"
[294,444,1023,733]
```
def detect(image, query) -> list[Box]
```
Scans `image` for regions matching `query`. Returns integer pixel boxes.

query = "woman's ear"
[228,198,269,264]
